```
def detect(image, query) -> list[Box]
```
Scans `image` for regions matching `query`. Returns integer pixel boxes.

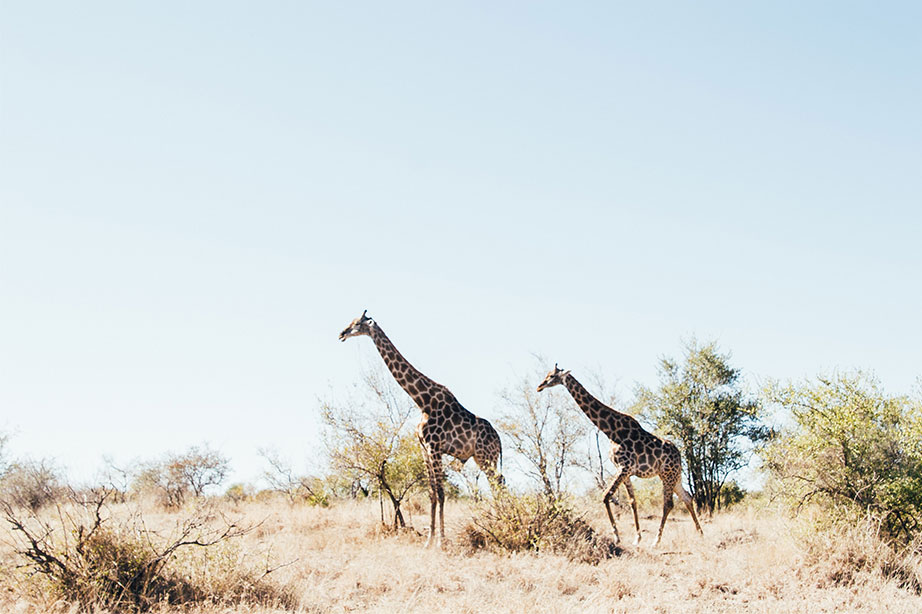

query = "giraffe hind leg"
[655,476,677,547]
[675,482,703,535]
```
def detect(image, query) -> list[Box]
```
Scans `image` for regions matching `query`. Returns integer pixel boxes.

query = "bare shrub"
[0,458,62,511]
[258,447,329,506]
[497,365,587,499]
[0,431,8,475]
[459,491,620,564]
[131,444,230,508]
[1,488,295,612]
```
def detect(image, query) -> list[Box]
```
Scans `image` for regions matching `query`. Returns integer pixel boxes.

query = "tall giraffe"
[339,310,503,548]
[537,365,702,546]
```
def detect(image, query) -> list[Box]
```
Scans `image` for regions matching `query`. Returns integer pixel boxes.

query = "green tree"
[321,368,428,529]
[635,340,767,514]
[764,371,922,544]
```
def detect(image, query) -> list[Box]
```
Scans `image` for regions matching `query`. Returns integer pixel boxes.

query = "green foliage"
[764,371,922,545]
[322,368,428,529]
[635,340,767,514]
[719,481,747,509]
[460,491,618,564]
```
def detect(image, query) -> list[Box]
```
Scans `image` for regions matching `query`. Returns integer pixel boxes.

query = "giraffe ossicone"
[537,365,703,546]
[339,310,504,548]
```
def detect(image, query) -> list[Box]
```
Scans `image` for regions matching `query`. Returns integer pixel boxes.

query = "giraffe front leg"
[422,447,438,548]
[432,452,446,549]
[675,482,703,536]
[603,468,627,545]
[623,478,642,545]
[473,441,504,495]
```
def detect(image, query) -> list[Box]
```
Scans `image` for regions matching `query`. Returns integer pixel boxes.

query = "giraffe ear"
[561,370,571,377]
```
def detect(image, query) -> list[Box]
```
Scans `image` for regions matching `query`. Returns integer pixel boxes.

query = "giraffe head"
[338,310,375,341]
[536,363,570,392]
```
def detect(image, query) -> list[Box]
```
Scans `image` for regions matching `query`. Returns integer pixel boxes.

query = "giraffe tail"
[496,445,505,488]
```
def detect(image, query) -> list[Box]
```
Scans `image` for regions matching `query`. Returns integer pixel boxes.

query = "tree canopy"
[634,340,768,514]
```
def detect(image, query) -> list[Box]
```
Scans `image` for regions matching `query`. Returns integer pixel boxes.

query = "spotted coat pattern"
[541,368,703,545]
[341,314,502,548]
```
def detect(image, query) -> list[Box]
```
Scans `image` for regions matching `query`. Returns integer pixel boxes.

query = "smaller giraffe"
[339,310,503,548]
[537,365,702,546]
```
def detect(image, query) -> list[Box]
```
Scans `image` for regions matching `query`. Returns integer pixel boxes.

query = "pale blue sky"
[2,2,920,486]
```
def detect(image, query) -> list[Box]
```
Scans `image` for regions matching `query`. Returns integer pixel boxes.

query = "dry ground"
[2,494,921,613]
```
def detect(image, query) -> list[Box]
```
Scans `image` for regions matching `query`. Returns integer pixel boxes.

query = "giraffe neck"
[562,373,634,436]
[368,323,439,406]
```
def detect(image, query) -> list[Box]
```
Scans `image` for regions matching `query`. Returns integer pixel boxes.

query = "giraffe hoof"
[633,534,642,546]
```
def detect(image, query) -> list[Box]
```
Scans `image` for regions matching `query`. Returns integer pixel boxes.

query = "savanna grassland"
[3,493,921,614]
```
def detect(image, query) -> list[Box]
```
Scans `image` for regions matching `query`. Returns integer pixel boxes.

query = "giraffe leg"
[432,453,446,549]
[623,478,642,544]
[473,449,504,495]
[655,478,676,547]
[603,468,628,545]
[422,447,438,548]
[675,481,703,536]
[473,422,505,495]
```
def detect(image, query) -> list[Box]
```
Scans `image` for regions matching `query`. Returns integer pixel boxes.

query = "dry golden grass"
[2,494,921,613]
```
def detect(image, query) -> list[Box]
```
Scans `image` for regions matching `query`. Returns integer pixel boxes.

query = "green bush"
[719,481,747,509]
[765,371,922,545]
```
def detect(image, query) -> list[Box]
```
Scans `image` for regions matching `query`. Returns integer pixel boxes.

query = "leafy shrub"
[322,369,428,528]
[224,483,254,504]
[765,372,922,545]
[460,492,619,564]
[719,481,747,509]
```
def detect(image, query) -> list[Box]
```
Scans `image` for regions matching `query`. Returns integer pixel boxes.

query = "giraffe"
[537,365,702,546]
[339,310,503,548]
